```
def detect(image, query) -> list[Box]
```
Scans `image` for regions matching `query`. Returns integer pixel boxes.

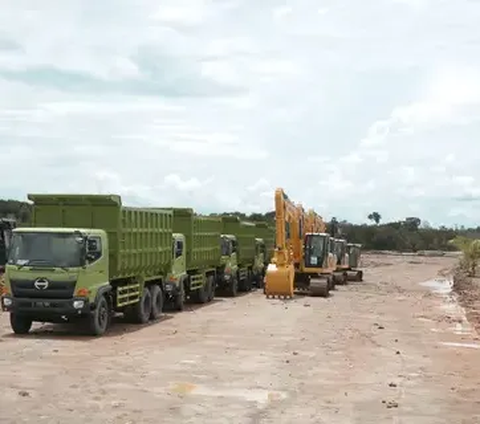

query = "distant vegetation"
[1,199,477,252]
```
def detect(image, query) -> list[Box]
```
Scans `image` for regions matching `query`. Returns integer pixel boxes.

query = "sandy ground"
[1,254,480,424]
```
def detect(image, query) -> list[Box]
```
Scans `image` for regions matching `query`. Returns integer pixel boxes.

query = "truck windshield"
[7,232,84,268]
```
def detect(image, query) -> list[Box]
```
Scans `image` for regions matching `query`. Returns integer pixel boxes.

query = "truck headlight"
[2,297,12,307]
[73,300,85,309]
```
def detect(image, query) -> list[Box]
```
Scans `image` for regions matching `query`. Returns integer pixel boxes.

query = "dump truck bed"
[27,194,173,280]
[221,216,256,264]
[170,208,221,270]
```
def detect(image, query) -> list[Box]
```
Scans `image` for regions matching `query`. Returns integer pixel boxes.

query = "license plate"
[34,302,50,307]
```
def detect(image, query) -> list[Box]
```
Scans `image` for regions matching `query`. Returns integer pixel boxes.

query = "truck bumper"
[1,295,91,321]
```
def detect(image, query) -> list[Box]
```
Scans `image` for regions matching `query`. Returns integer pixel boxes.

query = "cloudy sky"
[1,0,479,226]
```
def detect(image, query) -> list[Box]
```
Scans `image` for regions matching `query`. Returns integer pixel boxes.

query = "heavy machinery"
[217,216,259,296]
[253,222,275,288]
[346,243,363,281]
[0,218,16,271]
[264,188,333,298]
[0,218,16,293]
[331,238,350,285]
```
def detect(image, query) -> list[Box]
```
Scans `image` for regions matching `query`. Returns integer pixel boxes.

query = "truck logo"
[34,278,49,290]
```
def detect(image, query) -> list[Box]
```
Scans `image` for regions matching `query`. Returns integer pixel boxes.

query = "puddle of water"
[419,278,453,294]
[169,382,287,404]
[440,342,480,349]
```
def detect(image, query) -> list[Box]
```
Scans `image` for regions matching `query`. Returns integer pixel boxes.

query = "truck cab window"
[175,240,183,258]
[231,239,237,253]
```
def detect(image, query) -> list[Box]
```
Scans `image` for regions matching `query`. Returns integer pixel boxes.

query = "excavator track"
[347,269,363,282]
[309,278,329,297]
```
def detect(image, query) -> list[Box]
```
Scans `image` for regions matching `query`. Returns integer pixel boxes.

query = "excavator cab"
[347,243,361,268]
[346,243,363,281]
[304,233,329,269]
[333,238,349,268]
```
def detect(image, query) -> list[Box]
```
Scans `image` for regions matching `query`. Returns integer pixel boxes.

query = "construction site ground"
[1,253,480,423]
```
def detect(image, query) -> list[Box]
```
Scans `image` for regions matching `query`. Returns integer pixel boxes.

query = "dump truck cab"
[165,233,188,296]
[0,218,16,272]
[219,234,238,294]
[253,238,266,286]
[2,227,109,324]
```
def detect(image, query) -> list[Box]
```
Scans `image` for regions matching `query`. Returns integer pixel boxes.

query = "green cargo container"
[27,194,173,280]
[254,222,275,261]
[169,208,222,270]
[221,216,256,264]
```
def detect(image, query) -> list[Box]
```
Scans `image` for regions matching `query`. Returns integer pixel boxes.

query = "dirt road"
[1,254,479,423]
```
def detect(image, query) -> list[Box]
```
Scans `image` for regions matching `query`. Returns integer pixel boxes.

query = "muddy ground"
[1,254,479,423]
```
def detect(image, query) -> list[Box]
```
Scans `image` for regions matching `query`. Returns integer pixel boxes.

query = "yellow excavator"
[346,242,363,281]
[264,188,333,298]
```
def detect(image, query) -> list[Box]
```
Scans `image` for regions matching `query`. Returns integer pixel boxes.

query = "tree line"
[1,199,477,252]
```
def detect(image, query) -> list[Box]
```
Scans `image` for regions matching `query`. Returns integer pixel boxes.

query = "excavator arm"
[265,189,298,298]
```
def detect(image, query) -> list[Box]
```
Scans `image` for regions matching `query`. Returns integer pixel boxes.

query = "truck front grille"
[10,278,76,299]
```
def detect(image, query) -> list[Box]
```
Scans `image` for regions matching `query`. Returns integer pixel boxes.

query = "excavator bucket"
[264,263,294,299]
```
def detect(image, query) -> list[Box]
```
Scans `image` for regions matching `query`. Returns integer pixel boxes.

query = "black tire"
[174,279,185,311]
[245,270,253,292]
[357,270,363,282]
[149,285,163,320]
[133,288,152,324]
[207,275,215,302]
[343,272,348,285]
[10,313,32,335]
[192,278,208,304]
[226,275,238,297]
[87,295,110,336]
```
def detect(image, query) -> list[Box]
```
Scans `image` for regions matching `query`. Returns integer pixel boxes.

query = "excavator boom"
[264,189,298,298]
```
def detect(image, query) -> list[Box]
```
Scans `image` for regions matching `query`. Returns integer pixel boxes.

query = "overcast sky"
[1,0,479,226]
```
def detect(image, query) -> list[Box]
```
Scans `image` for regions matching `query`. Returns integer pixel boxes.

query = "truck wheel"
[207,275,215,302]
[149,285,163,320]
[10,313,32,335]
[134,288,152,324]
[193,281,208,304]
[226,275,238,297]
[174,279,185,311]
[245,270,253,292]
[87,295,110,336]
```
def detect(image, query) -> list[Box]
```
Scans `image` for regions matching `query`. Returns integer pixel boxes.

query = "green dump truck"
[163,207,222,310]
[1,194,174,336]
[216,216,260,296]
[253,222,275,287]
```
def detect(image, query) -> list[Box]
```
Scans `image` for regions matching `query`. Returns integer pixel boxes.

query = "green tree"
[367,212,381,225]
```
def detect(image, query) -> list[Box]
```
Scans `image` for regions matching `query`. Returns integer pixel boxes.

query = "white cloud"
[1,0,480,225]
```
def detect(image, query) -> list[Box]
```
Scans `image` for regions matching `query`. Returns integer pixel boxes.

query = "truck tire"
[246,270,253,291]
[132,288,152,324]
[207,275,215,302]
[149,285,163,320]
[87,295,110,336]
[226,275,238,297]
[10,313,32,335]
[174,279,185,311]
[192,279,208,304]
